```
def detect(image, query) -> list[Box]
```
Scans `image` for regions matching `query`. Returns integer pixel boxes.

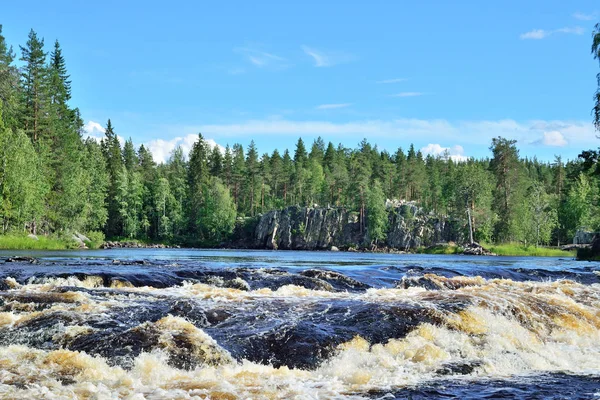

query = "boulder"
[461,242,495,256]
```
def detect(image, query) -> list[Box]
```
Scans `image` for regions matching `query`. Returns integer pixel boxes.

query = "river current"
[0,249,599,399]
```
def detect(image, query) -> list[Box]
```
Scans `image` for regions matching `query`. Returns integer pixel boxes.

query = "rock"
[461,242,495,256]
[239,204,462,252]
[330,246,339,252]
[71,234,88,249]
[74,232,91,243]
[577,235,600,260]
[5,256,37,263]
[27,234,39,241]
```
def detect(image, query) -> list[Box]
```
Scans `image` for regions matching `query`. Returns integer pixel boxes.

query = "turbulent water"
[0,250,599,399]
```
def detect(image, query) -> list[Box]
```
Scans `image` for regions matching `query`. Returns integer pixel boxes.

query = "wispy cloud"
[316,103,352,110]
[301,45,355,67]
[377,78,407,84]
[185,118,594,153]
[234,46,287,68]
[391,92,424,97]
[573,11,597,21]
[520,26,584,40]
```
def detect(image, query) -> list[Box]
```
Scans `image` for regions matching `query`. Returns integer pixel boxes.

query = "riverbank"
[0,234,75,250]
[0,233,578,257]
[417,242,576,257]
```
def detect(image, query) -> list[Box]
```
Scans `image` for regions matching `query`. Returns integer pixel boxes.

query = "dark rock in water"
[217,300,446,369]
[461,242,495,256]
[436,361,483,375]
[300,269,370,292]
[5,256,38,264]
[577,235,600,260]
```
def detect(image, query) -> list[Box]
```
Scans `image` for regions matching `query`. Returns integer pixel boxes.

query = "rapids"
[0,249,599,399]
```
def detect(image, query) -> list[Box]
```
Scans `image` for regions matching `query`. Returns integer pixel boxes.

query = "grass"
[483,243,575,257]
[0,234,76,250]
[417,244,463,255]
[417,242,576,257]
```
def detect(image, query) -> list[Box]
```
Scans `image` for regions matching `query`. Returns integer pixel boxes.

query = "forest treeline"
[1,26,600,247]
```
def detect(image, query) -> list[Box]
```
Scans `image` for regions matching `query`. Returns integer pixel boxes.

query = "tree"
[522,182,557,246]
[0,114,47,233]
[366,180,388,246]
[489,137,522,242]
[245,140,260,215]
[102,119,123,236]
[231,144,245,209]
[561,173,598,240]
[454,162,495,243]
[123,138,138,171]
[199,178,236,244]
[81,138,108,232]
[593,23,600,130]
[20,29,49,144]
[0,25,19,130]
[166,146,187,237]
[187,134,210,234]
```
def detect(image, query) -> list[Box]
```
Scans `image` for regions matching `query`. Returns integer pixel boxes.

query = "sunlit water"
[0,249,599,399]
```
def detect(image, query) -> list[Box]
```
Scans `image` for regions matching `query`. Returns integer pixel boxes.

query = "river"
[0,249,599,399]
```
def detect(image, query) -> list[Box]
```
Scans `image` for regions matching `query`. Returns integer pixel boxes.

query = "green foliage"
[365,180,388,245]
[198,178,237,244]
[84,231,105,249]
[0,233,71,250]
[417,244,463,255]
[593,23,600,130]
[485,243,575,257]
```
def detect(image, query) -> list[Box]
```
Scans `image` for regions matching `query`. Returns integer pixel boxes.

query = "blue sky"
[2,0,599,162]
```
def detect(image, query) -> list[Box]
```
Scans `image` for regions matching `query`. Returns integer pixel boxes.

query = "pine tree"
[231,144,245,210]
[187,134,210,233]
[102,119,123,236]
[209,145,223,178]
[0,25,19,130]
[245,140,260,215]
[489,137,522,242]
[123,138,138,171]
[593,23,600,130]
[20,29,49,144]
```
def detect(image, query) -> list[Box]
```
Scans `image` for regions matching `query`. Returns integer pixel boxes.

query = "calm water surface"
[0,249,598,399]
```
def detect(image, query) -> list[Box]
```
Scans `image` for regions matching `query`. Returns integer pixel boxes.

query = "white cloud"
[188,118,595,151]
[83,120,105,139]
[520,29,549,40]
[391,92,423,97]
[520,26,584,40]
[301,45,354,67]
[83,120,125,146]
[573,11,596,21]
[316,103,352,110]
[234,47,286,68]
[377,78,407,84]
[144,134,225,164]
[420,143,468,162]
[556,26,585,35]
[534,131,568,147]
[83,120,223,164]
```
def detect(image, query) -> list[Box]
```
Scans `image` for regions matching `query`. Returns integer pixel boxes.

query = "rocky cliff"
[231,204,463,251]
